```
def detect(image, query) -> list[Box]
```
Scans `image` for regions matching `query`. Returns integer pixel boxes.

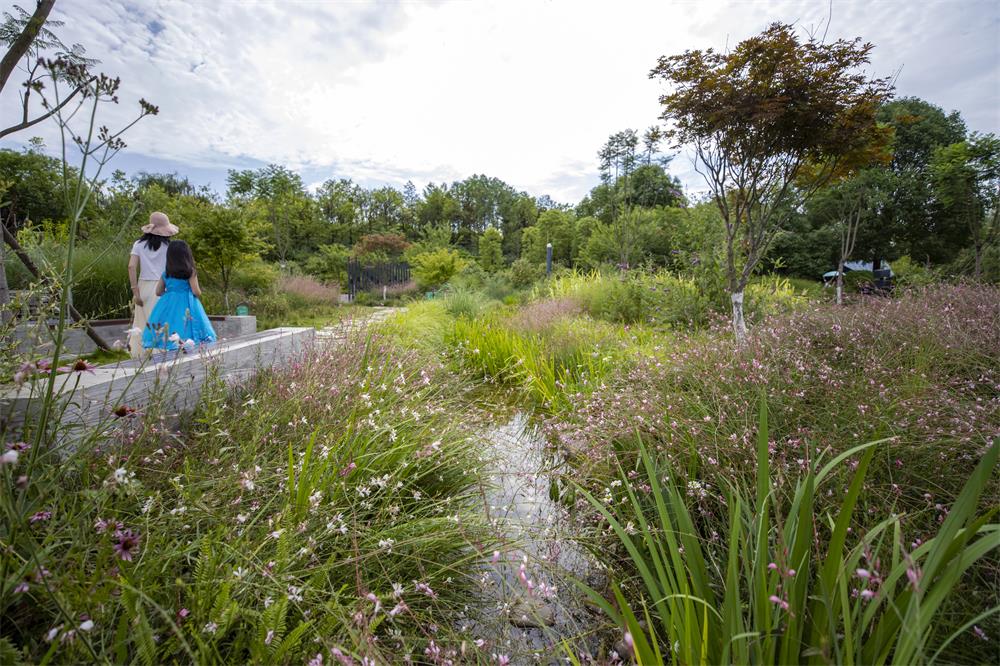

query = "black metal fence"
[346,260,411,300]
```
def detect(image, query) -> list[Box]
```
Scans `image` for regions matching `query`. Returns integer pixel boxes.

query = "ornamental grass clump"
[575,406,999,665]
[0,333,491,664]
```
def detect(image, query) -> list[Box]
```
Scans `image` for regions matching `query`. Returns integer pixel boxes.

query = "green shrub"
[248,291,290,325]
[891,255,938,288]
[845,269,875,292]
[481,273,515,301]
[304,243,351,286]
[411,248,466,290]
[585,277,650,324]
[505,258,545,289]
[231,259,279,295]
[744,274,814,320]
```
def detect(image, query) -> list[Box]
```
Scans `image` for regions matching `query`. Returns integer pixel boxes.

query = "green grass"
[253,303,367,330]
[82,348,131,365]
[575,404,1000,665]
[0,333,493,664]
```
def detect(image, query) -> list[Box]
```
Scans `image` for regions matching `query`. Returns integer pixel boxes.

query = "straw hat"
[141,211,179,236]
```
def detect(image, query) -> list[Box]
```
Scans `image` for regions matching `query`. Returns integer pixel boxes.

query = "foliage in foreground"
[578,408,999,665]
[1,335,489,664]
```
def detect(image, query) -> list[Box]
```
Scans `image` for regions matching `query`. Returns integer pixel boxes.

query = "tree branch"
[0,0,56,93]
[0,76,92,140]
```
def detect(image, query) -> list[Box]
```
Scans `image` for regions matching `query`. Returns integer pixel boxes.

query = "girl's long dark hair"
[165,240,195,279]
[139,232,170,252]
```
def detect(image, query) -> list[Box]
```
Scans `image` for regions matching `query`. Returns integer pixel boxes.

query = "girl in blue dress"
[142,240,217,351]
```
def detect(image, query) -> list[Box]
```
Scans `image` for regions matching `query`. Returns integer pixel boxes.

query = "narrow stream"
[460,412,610,664]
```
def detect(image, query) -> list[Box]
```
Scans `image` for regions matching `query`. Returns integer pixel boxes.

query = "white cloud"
[1,0,997,203]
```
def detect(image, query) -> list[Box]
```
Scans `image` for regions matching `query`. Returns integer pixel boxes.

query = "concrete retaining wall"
[1,327,312,440]
[11,316,257,356]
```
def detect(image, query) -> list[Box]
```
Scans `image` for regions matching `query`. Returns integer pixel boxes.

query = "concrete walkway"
[314,306,402,343]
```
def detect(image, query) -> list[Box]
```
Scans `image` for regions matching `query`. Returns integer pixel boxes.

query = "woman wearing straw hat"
[127,211,179,357]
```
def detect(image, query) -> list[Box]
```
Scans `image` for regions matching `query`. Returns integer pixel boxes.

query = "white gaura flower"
[168,333,181,343]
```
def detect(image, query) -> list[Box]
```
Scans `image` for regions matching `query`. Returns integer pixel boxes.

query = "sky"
[1,0,998,204]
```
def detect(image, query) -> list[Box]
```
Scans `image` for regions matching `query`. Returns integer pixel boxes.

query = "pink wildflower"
[414,582,437,599]
[113,529,141,561]
[57,359,97,374]
[769,594,790,611]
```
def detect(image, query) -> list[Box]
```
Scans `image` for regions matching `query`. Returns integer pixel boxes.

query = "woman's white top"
[131,239,168,280]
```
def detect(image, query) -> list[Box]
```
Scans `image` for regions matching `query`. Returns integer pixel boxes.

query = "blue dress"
[142,274,217,350]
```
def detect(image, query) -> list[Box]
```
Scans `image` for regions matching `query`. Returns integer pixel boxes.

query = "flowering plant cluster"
[0,333,502,664]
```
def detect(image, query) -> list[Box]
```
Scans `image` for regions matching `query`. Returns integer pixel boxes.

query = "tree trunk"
[731,291,747,343]
[836,258,845,306]
[0,231,10,323]
[974,243,982,280]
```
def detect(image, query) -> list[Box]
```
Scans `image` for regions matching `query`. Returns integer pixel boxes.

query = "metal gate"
[346,260,411,300]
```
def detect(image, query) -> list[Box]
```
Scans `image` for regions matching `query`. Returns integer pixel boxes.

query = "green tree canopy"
[477,227,503,273]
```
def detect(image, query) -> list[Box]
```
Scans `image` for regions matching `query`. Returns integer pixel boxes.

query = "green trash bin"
[235,303,250,316]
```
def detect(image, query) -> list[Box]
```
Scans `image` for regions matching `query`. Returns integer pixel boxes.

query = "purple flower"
[56,359,97,374]
[94,518,123,534]
[113,529,141,561]
[29,511,51,523]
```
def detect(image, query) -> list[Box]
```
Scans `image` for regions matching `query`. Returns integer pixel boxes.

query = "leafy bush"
[230,259,279,295]
[505,258,545,289]
[891,255,938,288]
[351,232,410,263]
[304,243,351,286]
[845,269,875,292]
[411,248,466,290]
[585,277,650,324]
[477,227,504,272]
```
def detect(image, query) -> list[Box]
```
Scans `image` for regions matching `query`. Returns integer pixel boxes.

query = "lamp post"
[546,242,553,276]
